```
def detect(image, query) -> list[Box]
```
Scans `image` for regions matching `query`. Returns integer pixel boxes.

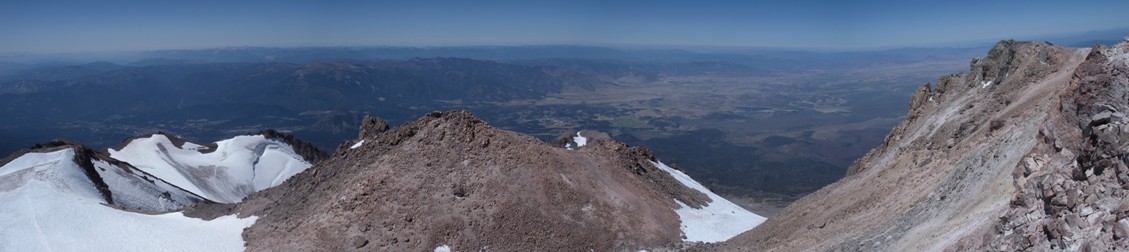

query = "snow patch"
[0,149,102,201]
[0,149,76,177]
[0,182,257,252]
[980,80,993,88]
[573,131,588,147]
[434,245,452,252]
[108,134,312,203]
[651,161,766,243]
[0,149,256,252]
[350,140,365,149]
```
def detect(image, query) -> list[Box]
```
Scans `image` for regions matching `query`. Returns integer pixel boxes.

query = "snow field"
[108,134,312,203]
[0,149,256,252]
[650,161,766,242]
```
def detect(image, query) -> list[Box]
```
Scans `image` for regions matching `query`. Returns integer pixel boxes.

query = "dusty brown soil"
[228,111,714,251]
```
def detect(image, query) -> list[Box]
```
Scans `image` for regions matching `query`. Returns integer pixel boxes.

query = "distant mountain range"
[1,44,970,152]
[0,44,993,72]
[0,43,996,201]
[0,57,608,152]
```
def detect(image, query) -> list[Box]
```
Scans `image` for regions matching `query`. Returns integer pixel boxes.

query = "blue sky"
[2,0,1128,53]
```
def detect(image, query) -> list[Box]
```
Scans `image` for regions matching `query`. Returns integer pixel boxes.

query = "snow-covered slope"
[0,148,102,201]
[0,148,256,252]
[651,161,766,242]
[92,157,204,212]
[108,133,312,203]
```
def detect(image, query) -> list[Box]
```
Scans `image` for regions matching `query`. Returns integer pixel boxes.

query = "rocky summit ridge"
[712,39,1129,251]
[203,110,764,251]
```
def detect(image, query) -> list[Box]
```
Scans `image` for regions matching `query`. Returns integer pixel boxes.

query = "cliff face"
[717,39,1129,251]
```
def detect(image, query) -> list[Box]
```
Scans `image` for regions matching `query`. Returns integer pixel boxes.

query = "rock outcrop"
[226,110,760,251]
[988,40,1129,250]
[714,39,1129,251]
[258,129,330,164]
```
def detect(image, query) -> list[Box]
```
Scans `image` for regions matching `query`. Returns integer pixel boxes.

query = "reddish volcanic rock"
[230,110,726,251]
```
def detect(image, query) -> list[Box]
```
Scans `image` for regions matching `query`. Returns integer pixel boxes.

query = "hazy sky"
[3,0,1128,53]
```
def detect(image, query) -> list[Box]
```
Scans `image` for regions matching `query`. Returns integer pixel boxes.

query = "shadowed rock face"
[230,110,717,251]
[257,129,330,164]
[712,39,1129,251]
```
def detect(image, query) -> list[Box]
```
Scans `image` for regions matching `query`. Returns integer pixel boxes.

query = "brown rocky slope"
[222,111,757,251]
[712,39,1129,251]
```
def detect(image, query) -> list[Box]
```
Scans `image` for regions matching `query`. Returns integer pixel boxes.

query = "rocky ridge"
[712,39,1129,251]
[224,110,758,251]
